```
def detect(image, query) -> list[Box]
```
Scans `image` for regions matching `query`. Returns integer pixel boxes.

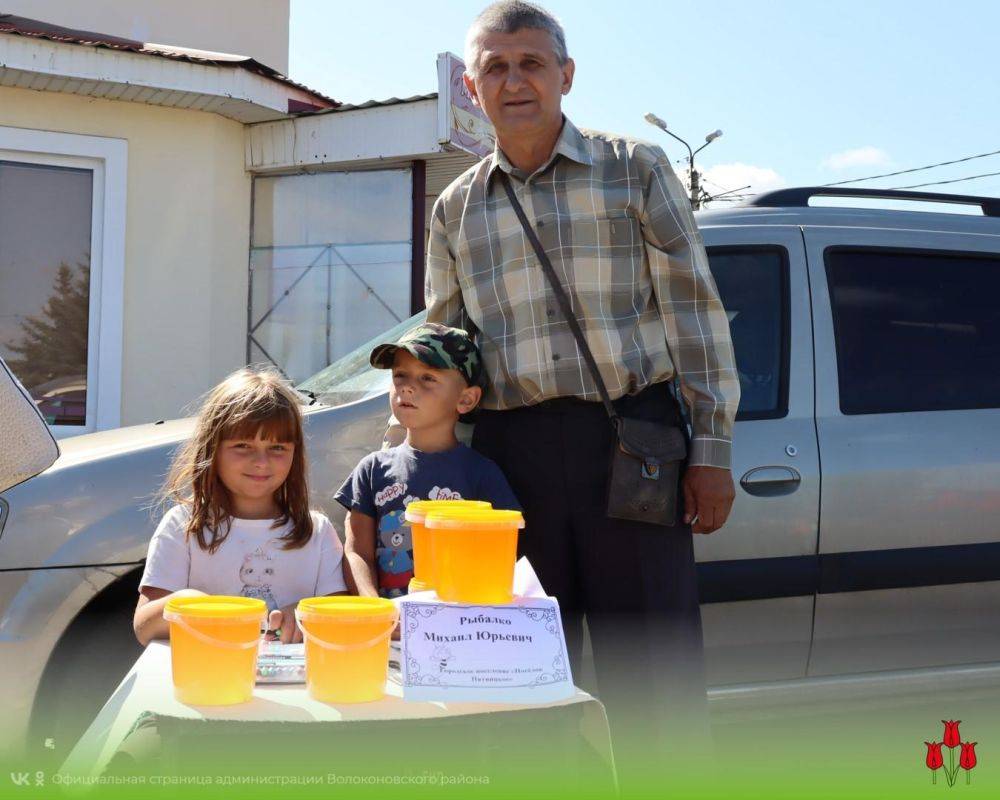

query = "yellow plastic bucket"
[295,596,399,703]
[163,595,266,705]
[404,499,492,593]
[426,509,524,604]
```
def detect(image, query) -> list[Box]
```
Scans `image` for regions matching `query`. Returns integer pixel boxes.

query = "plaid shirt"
[424,118,740,470]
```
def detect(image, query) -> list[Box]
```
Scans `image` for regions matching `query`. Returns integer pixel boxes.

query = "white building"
[0,2,481,435]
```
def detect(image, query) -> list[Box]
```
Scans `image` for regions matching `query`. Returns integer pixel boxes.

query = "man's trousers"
[472,381,712,784]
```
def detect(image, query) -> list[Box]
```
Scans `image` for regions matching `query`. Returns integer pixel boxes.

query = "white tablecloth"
[61,641,609,780]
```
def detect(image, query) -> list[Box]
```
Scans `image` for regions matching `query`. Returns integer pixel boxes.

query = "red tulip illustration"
[926,721,980,787]
[960,742,977,785]
[939,720,964,785]
[942,720,962,748]
[926,741,944,784]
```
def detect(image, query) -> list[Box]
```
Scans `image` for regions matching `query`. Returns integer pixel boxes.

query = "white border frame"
[0,126,127,435]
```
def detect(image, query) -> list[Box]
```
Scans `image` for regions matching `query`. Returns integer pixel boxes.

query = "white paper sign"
[400,597,573,703]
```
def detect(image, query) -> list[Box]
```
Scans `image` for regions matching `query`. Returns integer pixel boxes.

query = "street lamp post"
[643,113,722,210]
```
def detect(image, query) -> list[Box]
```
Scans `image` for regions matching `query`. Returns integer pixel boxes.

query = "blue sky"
[289,0,1000,202]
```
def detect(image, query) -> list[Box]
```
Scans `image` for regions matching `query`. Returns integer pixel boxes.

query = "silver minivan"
[3,186,999,760]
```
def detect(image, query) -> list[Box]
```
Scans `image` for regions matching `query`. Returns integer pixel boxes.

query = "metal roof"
[299,93,437,116]
[0,13,338,109]
[247,93,445,170]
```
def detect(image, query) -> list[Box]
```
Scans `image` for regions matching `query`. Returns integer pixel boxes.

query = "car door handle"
[739,466,801,497]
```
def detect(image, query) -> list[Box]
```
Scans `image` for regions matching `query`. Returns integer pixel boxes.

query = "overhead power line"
[824,147,1000,187]
[831,149,1000,186]
[700,177,753,205]
[890,170,1000,190]
[709,185,751,200]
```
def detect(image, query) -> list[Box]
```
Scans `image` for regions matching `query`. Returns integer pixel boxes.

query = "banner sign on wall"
[436,52,496,158]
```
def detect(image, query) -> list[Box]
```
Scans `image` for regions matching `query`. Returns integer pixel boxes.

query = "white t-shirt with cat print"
[140,505,347,612]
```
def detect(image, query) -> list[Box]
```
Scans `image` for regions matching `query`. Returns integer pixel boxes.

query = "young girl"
[133,367,347,647]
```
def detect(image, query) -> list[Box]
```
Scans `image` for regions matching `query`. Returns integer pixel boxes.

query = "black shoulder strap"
[498,171,619,425]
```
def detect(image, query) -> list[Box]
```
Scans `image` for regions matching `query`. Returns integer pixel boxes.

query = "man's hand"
[682,465,736,534]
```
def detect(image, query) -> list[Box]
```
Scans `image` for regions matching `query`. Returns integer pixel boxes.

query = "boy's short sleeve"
[312,513,349,595]
[477,458,522,512]
[334,454,377,517]
[139,505,192,592]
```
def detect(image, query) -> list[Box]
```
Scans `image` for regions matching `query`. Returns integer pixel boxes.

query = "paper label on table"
[400,596,574,703]
[256,641,305,683]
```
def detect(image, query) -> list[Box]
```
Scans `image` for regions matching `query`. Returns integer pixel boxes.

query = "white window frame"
[0,126,127,436]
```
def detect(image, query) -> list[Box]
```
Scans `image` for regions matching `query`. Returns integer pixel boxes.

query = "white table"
[62,641,614,786]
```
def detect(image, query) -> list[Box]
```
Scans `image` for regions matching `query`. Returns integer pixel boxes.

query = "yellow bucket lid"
[404,499,491,524]
[163,595,267,620]
[419,505,499,518]
[425,509,525,530]
[297,596,398,619]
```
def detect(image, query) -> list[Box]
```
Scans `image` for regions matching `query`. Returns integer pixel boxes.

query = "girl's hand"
[267,605,303,644]
[134,587,208,647]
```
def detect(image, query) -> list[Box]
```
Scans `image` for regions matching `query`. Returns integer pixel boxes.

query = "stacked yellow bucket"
[405,500,525,605]
[404,499,491,593]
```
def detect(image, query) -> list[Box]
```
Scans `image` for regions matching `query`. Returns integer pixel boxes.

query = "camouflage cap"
[369,323,484,387]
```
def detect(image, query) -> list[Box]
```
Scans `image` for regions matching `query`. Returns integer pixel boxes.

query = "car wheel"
[29,568,144,768]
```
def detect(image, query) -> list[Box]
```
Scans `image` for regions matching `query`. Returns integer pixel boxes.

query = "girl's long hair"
[160,367,313,553]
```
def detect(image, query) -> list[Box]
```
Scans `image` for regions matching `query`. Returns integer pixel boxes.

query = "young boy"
[335,323,520,599]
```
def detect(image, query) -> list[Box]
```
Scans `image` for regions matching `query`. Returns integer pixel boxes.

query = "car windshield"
[296,311,426,407]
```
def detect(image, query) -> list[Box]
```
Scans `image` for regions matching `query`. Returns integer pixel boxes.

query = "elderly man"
[425,0,740,780]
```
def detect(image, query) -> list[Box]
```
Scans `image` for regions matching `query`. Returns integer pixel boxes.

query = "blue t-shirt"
[334,442,521,598]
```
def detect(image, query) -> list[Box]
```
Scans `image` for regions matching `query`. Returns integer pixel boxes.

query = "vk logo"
[8,773,43,787]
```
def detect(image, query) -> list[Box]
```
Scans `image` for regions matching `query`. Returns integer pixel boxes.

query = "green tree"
[5,261,89,390]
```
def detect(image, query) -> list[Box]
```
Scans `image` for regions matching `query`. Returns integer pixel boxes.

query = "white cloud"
[682,163,786,207]
[821,146,890,171]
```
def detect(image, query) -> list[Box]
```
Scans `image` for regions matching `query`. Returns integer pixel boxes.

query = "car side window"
[826,247,1000,415]
[706,247,789,420]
